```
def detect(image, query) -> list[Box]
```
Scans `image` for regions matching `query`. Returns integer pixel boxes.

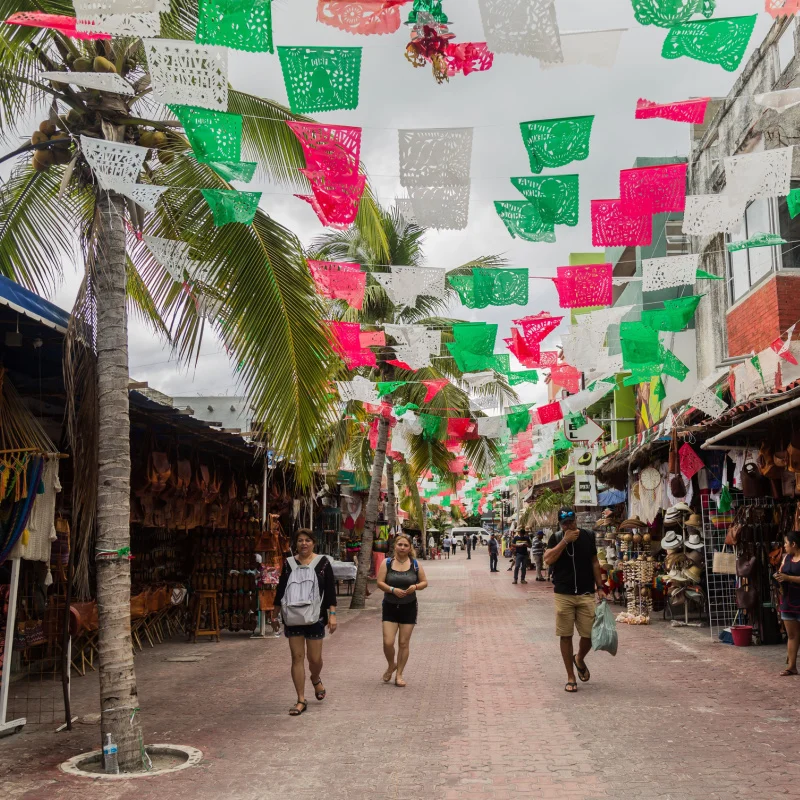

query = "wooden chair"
[189,589,220,643]
[69,601,99,675]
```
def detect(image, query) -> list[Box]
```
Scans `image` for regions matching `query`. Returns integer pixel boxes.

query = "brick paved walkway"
[2,553,799,799]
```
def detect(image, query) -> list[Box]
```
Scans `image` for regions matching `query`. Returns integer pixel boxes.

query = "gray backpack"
[281,555,323,626]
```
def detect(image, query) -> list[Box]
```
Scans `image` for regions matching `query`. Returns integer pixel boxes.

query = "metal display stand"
[0,558,26,737]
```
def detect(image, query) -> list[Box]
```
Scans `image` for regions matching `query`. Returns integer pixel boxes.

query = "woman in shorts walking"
[376,533,428,687]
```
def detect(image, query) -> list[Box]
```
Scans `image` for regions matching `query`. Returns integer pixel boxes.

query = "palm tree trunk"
[94,187,143,771]
[385,456,396,534]
[350,415,389,609]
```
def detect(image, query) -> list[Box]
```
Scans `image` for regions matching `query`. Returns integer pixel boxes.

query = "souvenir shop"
[592,388,800,647]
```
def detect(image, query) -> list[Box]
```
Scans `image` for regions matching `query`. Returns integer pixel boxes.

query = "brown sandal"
[565,682,578,693]
[312,680,326,700]
[779,669,798,677]
[289,700,307,716]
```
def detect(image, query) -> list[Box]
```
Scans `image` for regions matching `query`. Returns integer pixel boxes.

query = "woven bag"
[712,550,737,575]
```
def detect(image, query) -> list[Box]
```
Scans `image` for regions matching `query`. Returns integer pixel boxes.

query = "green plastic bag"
[591,600,618,656]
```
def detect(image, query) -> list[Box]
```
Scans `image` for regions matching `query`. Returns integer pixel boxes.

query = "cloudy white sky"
[46,0,777,402]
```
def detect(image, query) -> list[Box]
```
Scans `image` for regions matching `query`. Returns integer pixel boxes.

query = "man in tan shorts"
[544,507,607,693]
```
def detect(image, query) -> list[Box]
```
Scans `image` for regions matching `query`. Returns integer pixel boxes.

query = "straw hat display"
[619,516,646,531]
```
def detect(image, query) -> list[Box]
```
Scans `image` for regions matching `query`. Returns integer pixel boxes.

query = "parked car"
[450,527,488,549]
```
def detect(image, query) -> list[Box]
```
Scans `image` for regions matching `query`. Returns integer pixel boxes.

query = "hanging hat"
[661,530,684,550]
[672,502,693,514]
[663,508,682,522]
[685,549,704,566]
[686,513,702,528]
[684,531,705,550]
[666,568,688,583]
[682,564,703,583]
[619,516,646,530]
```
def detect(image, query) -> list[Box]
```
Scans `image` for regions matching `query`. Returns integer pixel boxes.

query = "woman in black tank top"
[376,534,429,687]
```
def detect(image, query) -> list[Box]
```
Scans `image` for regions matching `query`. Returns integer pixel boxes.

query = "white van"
[450,527,488,549]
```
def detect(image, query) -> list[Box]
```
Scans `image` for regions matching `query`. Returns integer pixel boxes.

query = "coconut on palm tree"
[310,206,516,609]
[0,1,388,769]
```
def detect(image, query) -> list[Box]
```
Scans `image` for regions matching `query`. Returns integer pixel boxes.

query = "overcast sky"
[46,0,776,403]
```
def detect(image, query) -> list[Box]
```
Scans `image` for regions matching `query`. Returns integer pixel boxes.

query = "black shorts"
[284,618,326,639]
[382,599,418,625]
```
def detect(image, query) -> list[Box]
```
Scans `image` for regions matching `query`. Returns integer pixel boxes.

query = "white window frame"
[726,197,781,304]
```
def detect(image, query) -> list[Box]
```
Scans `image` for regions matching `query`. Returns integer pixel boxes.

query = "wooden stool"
[190,590,220,642]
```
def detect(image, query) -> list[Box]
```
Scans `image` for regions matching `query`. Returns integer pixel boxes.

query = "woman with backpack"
[272,529,337,716]
[376,533,428,687]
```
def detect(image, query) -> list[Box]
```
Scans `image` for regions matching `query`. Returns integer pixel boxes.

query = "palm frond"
[126,254,171,341]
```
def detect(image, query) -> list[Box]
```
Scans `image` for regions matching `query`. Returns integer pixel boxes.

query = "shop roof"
[0,275,70,333]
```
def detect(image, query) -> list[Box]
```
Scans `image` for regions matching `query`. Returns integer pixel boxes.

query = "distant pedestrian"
[512,528,532,584]
[472,533,478,551]
[466,534,472,559]
[776,531,800,676]
[488,534,499,572]
[377,533,428,687]
[544,507,607,694]
[531,531,546,581]
[273,529,337,716]
[443,536,451,559]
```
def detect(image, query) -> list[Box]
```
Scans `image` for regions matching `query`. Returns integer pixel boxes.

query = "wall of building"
[689,18,796,381]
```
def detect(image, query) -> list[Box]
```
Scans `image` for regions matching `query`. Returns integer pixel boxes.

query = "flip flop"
[383,665,397,683]
[312,680,326,700]
[779,669,798,677]
[289,700,308,716]
[573,656,590,683]
[395,676,407,687]
[565,682,578,693]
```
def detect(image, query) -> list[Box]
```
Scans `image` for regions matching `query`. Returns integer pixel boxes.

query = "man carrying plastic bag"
[592,600,618,657]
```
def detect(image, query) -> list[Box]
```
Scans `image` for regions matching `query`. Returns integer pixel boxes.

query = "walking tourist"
[443,535,451,559]
[272,529,337,716]
[544,508,607,694]
[512,528,532,584]
[531,531,546,581]
[472,533,478,551]
[466,533,472,559]
[376,534,428,687]
[776,530,800,676]
[488,533,499,572]
[428,533,436,556]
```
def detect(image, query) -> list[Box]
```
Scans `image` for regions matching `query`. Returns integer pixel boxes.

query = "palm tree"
[310,207,516,608]
[0,2,387,769]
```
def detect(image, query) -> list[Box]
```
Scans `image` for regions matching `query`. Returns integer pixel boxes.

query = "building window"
[726,198,779,302]
[778,180,800,270]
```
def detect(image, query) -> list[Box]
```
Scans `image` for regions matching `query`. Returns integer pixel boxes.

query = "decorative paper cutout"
[421,379,448,401]
[511,174,579,226]
[506,370,539,386]
[754,88,800,113]
[477,416,508,439]
[359,330,386,347]
[727,231,788,252]
[539,28,625,70]
[449,268,529,309]
[444,41,494,77]
[73,0,164,36]
[287,121,361,176]
[641,294,703,332]
[447,418,479,441]
[377,381,407,398]
[620,321,661,368]
[591,198,653,247]
[631,0,716,28]
[789,189,800,220]
[39,70,133,95]
[317,1,404,36]
[170,105,242,165]
[375,266,446,308]
[494,201,556,242]
[395,197,417,222]
[535,401,564,425]
[5,11,111,39]
[506,406,532,436]
[201,189,261,226]
[724,147,793,205]
[619,162,687,215]
[80,135,147,191]
[297,170,366,229]
[463,371,497,389]
[144,39,228,112]
[635,97,710,124]
[337,376,380,404]
[682,194,743,235]
[278,46,362,113]
[513,313,562,347]
[119,183,168,212]
[327,321,377,369]
[688,386,728,419]
[550,363,582,394]
[642,254,699,292]
[679,442,705,479]
[196,0,274,52]
[661,15,757,72]
[519,115,594,174]
[409,185,469,230]
[477,0,562,62]
[765,0,800,19]
[307,260,366,308]
[418,413,444,441]
[407,0,448,24]
[398,128,473,187]
[143,235,199,281]
[553,264,612,309]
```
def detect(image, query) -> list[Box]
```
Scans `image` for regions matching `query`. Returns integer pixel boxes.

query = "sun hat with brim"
[663,510,682,524]
[684,532,705,550]
[661,531,684,550]
[685,549,704,566]
[619,516,646,530]
[686,513,702,527]
[666,568,688,583]
[682,565,703,583]
[671,502,693,514]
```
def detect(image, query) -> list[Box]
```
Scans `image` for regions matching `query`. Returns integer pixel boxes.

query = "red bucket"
[731,625,753,647]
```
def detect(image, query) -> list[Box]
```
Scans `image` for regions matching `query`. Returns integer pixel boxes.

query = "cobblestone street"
[2,553,798,799]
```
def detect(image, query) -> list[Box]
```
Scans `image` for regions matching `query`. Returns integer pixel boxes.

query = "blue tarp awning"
[0,274,70,333]
[598,488,627,506]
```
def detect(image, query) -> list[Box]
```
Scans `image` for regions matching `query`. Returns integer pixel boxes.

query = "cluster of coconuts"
[30,121,71,172]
